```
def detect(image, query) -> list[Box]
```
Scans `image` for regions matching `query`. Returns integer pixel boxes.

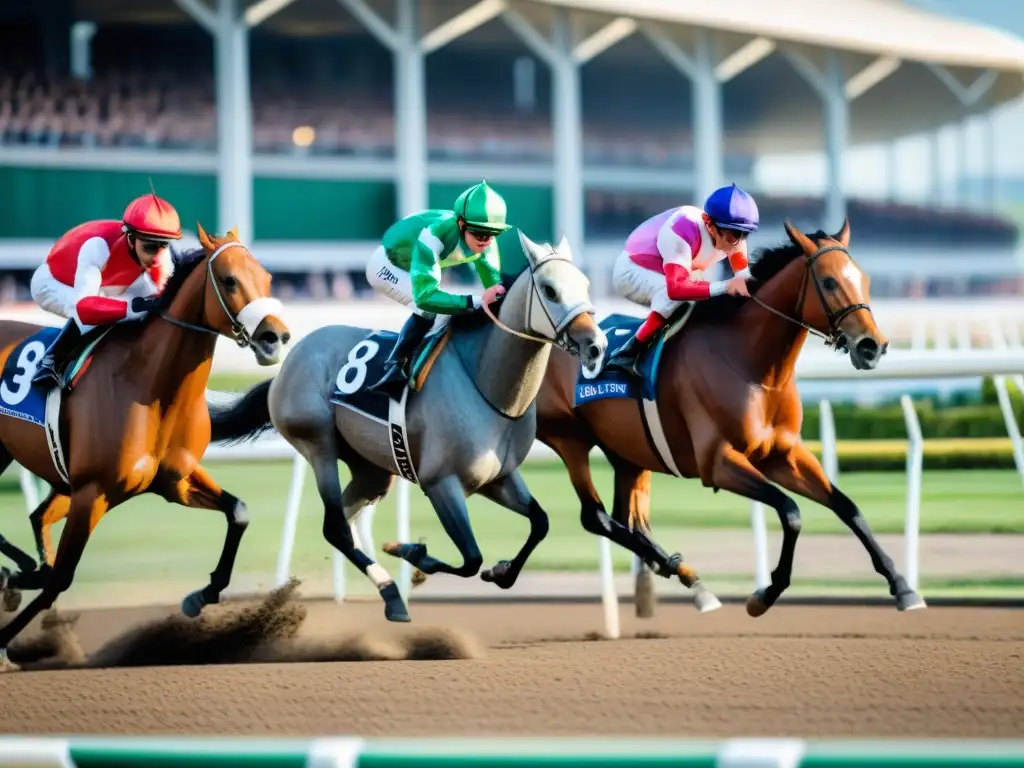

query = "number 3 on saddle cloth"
[0,326,108,426]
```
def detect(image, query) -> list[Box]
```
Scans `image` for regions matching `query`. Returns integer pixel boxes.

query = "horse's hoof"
[181,589,207,618]
[382,541,402,556]
[480,561,516,590]
[2,588,23,613]
[746,588,769,618]
[693,589,722,614]
[0,649,19,673]
[411,570,428,588]
[379,583,411,623]
[897,590,927,611]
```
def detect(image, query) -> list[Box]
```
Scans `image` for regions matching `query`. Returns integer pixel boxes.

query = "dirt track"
[1,594,1022,739]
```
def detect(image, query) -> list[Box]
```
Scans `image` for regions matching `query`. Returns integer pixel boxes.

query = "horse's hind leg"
[760,443,923,612]
[332,455,409,622]
[609,459,721,614]
[153,465,250,618]
[384,474,483,579]
[0,447,35,613]
[477,469,549,589]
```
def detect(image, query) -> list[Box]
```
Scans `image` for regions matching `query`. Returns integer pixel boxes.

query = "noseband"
[751,243,872,350]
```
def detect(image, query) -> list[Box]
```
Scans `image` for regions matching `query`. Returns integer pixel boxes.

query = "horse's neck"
[457,275,551,419]
[134,271,219,405]
[738,262,809,388]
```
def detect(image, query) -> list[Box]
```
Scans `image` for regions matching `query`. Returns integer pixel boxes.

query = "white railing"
[12,323,1024,634]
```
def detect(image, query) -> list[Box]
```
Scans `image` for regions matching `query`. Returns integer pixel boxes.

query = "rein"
[749,243,871,350]
[480,253,593,355]
[157,242,257,349]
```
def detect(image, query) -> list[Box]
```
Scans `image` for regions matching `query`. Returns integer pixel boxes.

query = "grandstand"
[1,0,1024,304]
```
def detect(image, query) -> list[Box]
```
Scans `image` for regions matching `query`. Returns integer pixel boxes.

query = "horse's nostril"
[257,330,279,346]
[281,331,292,345]
[856,337,879,361]
[588,344,602,359]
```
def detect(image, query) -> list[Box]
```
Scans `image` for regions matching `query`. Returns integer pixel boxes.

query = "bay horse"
[535,220,926,615]
[206,232,607,623]
[0,224,290,669]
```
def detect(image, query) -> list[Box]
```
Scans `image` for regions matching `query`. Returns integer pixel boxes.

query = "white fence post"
[396,479,412,600]
[598,537,620,639]
[19,468,41,515]
[900,394,923,592]
[750,502,771,589]
[819,399,838,482]
[986,320,1024,485]
[274,452,307,587]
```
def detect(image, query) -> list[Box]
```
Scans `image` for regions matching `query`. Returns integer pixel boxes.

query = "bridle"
[158,241,256,349]
[749,242,872,351]
[480,251,595,356]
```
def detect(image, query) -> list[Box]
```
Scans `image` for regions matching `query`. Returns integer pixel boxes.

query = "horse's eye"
[222,275,239,292]
[543,284,557,301]
[822,277,838,291]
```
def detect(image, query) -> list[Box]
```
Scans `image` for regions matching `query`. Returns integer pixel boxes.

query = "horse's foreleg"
[30,490,71,568]
[476,469,549,589]
[761,442,924,611]
[384,474,483,579]
[702,443,802,617]
[157,466,249,618]
[0,481,108,671]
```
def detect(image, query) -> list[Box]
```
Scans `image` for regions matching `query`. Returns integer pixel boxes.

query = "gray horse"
[208,232,607,622]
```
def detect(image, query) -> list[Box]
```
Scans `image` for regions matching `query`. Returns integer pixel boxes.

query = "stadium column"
[175,0,298,243]
[334,0,427,217]
[502,7,584,267]
[783,48,848,231]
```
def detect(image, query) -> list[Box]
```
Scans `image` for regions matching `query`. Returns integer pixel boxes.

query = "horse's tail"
[208,379,275,445]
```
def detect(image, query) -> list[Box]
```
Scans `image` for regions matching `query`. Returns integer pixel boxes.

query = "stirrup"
[367,363,406,392]
[31,359,60,386]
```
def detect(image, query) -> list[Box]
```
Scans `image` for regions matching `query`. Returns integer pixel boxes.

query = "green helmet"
[453,181,511,235]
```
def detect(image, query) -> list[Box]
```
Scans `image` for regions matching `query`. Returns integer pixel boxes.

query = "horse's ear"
[833,217,851,249]
[784,220,816,255]
[196,221,215,251]
[554,233,573,260]
[517,229,542,267]
[227,226,240,242]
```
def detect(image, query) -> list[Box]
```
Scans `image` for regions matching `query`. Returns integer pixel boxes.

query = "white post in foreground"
[986,319,1024,485]
[275,453,307,586]
[19,468,41,515]
[750,502,770,589]
[396,479,412,600]
[818,399,839,482]
[598,537,620,639]
[900,394,923,592]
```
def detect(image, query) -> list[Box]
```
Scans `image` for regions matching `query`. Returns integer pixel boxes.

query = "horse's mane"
[157,247,208,310]
[687,231,828,326]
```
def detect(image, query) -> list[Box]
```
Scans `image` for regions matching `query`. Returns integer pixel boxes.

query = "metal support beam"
[336,0,401,52]
[244,0,299,28]
[784,48,847,229]
[642,26,723,201]
[502,8,583,256]
[393,0,428,216]
[927,64,998,106]
[573,17,636,64]
[844,55,901,101]
[175,0,216,34]
[213,0,254,241]
[422,0,507,54]
[715,37,774,83]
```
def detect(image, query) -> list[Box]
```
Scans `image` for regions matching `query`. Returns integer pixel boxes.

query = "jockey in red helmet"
[30,193,183,385]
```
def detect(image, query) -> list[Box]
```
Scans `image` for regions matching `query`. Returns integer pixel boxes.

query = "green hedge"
[801,438,1017,472]
[801,377,1023,441]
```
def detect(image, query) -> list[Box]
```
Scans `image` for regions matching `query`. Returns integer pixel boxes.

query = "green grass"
[0,461,1021,594]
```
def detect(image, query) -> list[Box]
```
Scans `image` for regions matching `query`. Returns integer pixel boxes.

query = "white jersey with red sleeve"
[38,220,173,327]
[624,205,750,300]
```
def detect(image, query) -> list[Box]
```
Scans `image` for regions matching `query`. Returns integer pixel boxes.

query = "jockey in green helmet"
[365,180,512,394]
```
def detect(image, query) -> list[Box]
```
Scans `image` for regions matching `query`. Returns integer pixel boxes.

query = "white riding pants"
[611,251,687,319]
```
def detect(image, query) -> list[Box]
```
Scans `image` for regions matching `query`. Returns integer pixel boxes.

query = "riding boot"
[367,313,434,394]
[606,332,652,375]
[31,320,85,386]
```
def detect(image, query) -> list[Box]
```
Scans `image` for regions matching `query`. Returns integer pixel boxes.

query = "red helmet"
[122,194,182,241]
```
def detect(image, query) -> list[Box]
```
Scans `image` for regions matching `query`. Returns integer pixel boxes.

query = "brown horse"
[0,224,290,668]
[535,220,925,615]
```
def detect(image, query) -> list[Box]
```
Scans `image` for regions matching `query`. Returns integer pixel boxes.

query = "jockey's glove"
[130,296,162,314]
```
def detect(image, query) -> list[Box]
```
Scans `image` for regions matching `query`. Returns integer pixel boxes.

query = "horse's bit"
[159,242,255,349]
[750,243,872,351]
[481,253,594,356]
